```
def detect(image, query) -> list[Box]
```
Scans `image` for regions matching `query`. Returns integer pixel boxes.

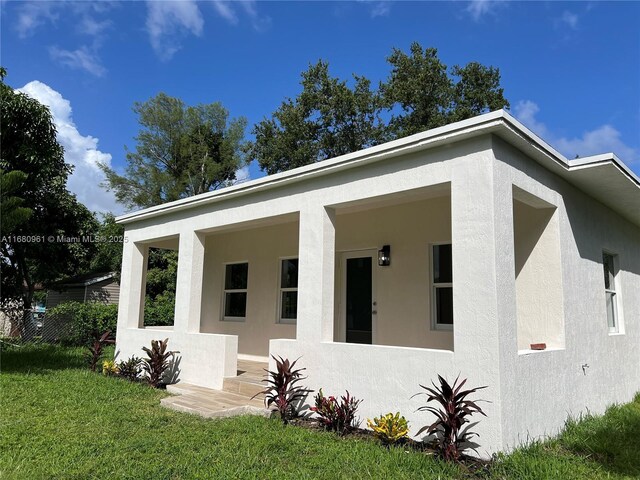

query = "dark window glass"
[602,253,614,291]
[435,287,453,325]
[225,263,248,290]
[433,244,452,283]
[225,292,247,317]
[281,259,298,289]
[280,291,298,319]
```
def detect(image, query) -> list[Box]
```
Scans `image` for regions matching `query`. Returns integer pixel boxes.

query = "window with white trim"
[278,258,298,324]
[602,252,619,333]
[223,262,248,320]
[432,244,453,329]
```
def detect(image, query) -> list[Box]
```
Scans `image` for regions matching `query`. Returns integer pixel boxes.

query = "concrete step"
[222,376,265,398]
[161,382,271,419]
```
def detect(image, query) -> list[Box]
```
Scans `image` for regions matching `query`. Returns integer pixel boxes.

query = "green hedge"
[46,302,118,345]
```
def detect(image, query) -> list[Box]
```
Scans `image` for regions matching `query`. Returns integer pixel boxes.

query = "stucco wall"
[200,221,299,358]
[492,136,640,451]
[513,198,565,350]
[334,196,453,350]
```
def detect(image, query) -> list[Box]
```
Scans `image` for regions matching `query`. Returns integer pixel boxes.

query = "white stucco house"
[115,110,640,455]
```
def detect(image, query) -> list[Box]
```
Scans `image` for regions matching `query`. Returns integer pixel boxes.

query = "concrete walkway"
[161,359,272,418]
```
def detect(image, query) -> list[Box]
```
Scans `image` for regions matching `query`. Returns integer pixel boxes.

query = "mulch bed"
[285,415,492,477]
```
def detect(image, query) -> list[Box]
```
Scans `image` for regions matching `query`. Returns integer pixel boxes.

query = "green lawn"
[1,344,638,479]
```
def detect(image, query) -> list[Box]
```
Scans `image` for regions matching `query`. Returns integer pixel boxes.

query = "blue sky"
[2,1,639,215]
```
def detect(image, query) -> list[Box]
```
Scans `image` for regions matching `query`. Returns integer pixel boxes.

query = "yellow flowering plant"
[102,360,119,376]
[367,412,409,445]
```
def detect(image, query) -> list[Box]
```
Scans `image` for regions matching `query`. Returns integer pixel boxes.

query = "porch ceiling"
[331,182,451,215]
[197,212,299,236]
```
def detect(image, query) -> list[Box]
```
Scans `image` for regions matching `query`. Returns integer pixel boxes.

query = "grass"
[1,344,639,479]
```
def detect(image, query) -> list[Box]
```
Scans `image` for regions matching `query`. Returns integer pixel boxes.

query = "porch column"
[173,229,206,334]
[296,205,336,342]
[450,157,501,365]
[117,240,148,330]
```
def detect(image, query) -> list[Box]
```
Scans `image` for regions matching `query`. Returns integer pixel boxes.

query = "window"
[602,252,619,333]
[223,263,248,320]
[278,258,298,323]
[431,244,453,329]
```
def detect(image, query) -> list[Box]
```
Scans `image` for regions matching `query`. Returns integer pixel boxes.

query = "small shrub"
[117,355,142,381]
[414,374,487,461]
[253,355,310,424]
[47,301,118,345]
[367,412,409,445]
[102,360,119,376]
[311,389,362,435]
[141,338,178,388]
[85,330,115,372]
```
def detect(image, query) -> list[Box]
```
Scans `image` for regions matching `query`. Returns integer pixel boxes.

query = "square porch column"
[116,240,148,331]
[450,152,504,452]
[296,205,336,342]
[173,229,206,334]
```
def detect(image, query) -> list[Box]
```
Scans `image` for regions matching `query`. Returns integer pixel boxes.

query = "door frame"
[339,249,377,344]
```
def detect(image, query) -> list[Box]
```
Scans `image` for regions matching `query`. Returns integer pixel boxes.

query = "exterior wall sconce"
[378,245,391,266]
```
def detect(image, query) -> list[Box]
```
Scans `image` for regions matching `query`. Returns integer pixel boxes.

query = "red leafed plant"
[414,375,487,461]
[86,330,115,372]
[253,355,310,424]
[311,389,362,435]
[141,338,178,388]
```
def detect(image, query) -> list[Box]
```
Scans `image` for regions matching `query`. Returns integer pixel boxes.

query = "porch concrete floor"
[161,360,271,419]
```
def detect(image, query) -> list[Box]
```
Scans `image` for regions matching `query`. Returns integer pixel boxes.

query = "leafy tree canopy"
[382,43,509,136]
[250,42,509,173]
[251,60,385,174]
[100,93,248,210]
[0,68,98,325]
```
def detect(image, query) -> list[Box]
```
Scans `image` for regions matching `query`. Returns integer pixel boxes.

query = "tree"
[0,169,32,234]
[89,213,125,276]
[382,43,509,136]
[100,93,248,210]
[0,68,98,334]
[251,60,385,174]
[250,43,510,173]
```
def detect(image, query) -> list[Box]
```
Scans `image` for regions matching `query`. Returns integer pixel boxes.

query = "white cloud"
[466,0,506,21]
[238,0,272,31]
[234,165,250,184]
[49,45,106,77]
[212,0,238,25]
[558,10,579,30]
[145,0,204,61]
[514,100,638,163]
[15,1,58,37]
[77,15,111,36]
[16,81,123,215]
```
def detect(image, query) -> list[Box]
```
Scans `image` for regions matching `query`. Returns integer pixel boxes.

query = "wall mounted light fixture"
[378,245,391,266]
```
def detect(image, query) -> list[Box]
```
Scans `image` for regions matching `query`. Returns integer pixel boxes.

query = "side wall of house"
[492,136,640,450]
[46,287,86,309]
[86,279,120,305]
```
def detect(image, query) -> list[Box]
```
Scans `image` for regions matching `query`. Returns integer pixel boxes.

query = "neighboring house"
[46,272,120,310]
[115,110,640,455]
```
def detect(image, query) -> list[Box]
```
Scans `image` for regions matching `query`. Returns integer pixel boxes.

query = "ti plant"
[86,330,115,372]
[141,338,178,388]
[367,412,409,445]
[311,389,362,435]
[253,355,310,424]
[414,374,487,461]
[117,355,142,381]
